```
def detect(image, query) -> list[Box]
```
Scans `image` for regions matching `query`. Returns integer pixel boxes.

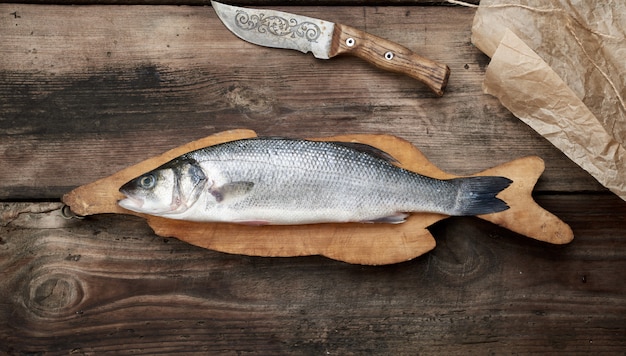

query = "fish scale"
[119,137,512,224]
[193,140,402,200]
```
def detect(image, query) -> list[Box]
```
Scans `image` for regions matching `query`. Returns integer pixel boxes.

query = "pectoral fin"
[210,181,254,202]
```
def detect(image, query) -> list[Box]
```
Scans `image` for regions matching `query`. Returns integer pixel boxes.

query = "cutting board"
[62,129,573,265]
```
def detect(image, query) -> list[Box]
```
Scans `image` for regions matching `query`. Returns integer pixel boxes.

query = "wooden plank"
[61,129,573,266]
[1,196,624,354]
[1,3,624,355]
[0,4,605,201]
[0,0,480,6]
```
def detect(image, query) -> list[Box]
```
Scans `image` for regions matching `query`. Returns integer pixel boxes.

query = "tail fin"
[449,176,512,216]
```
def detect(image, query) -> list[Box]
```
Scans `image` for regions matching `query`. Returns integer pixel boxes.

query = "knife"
[211,1,450,96]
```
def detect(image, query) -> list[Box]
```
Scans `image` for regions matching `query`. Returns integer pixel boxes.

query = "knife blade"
[211,1,450,96]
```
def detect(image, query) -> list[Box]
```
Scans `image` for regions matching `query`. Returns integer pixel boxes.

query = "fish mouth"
[118,196,144,211]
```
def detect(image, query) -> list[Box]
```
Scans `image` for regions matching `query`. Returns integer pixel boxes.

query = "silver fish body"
[118,138,511,225]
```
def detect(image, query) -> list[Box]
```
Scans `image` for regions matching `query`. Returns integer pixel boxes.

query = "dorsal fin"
[329,141,399,164]
[202,136,400,164]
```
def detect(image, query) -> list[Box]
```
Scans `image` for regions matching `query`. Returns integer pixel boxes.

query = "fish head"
[118,158,207,216]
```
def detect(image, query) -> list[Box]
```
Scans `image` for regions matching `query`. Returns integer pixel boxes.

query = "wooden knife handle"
[330,24,450,96]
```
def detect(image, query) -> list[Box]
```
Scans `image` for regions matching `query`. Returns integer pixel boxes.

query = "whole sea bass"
[118,137,512,224]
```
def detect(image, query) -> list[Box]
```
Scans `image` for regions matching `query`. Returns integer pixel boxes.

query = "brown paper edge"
[481,29,626,201]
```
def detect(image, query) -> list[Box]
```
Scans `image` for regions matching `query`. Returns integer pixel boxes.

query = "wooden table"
[1,1,624,354]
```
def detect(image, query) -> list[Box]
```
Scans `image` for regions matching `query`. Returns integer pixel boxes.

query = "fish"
[118,137,512,225]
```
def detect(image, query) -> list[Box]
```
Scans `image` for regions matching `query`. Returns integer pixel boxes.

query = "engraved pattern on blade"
[234,10,321,43]
[212,1,334,59]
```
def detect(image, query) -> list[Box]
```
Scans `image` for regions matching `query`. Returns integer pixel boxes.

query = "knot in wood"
[26,270,84,318]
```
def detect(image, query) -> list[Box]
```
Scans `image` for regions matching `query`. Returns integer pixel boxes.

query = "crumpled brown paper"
[471,0,626,200]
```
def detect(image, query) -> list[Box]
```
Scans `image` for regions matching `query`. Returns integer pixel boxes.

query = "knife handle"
[330,24,450,96]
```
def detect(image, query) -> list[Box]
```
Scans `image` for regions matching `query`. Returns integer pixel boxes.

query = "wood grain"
[0,0,477,5]
[62,130,572,264]
[1,196,624,354]
[0,4,605,201]
[330,23,450,96]
[1,3,625,354]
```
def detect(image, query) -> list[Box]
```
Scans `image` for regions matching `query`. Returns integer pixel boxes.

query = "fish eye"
[139,174,156,189]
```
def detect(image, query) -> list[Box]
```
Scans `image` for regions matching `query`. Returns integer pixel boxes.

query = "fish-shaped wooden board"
[63,129,573,265]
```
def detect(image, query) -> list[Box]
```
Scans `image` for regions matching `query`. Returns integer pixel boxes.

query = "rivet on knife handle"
[211,1,450,96]
[331,24,450,96]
